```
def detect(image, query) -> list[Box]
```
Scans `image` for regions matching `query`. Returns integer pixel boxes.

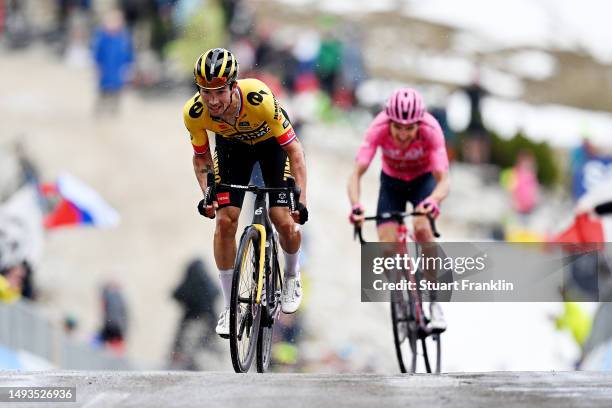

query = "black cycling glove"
[197,199,215,219]
[296,202,308,225]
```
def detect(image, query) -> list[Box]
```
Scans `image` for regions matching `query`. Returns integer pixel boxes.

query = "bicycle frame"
[394,219,426,332]
[354,211,442,373]
[208,172,300,373]
[249,189,274,306]
[208,174,300,308]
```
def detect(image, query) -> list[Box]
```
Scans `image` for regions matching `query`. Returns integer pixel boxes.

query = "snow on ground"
[409,0,612,64]
[277,0,612,63]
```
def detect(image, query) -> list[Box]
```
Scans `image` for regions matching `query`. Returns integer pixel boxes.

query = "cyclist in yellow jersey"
[183,48,308,337]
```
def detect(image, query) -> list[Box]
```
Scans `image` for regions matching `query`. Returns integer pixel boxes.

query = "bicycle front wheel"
[391,291,417,373]
[230,226,262,373]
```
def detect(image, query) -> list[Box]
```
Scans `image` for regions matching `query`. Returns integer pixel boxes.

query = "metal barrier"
[0,300,132,370]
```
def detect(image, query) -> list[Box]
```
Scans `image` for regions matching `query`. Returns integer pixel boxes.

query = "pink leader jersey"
[355,111,449,182]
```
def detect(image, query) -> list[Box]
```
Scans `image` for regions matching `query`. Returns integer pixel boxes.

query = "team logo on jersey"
[189,101,204,118]
[247,90,268,106]
[282,119,290,129]
[273,98,280,120]
[227,123,271,141]
[283,158,291,180]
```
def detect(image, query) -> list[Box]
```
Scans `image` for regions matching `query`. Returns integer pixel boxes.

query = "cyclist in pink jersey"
[347,87,450,332]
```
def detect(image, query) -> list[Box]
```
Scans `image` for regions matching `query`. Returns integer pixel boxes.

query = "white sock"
[283,248,301,279]
[219,269,233,309]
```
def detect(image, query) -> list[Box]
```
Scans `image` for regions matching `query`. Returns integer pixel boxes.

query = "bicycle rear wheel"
[391,291,417,373]
[256,242,281,373]
[230,227,262,373]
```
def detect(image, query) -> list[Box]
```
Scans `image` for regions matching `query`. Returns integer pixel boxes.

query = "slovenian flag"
[41,173,120,229]
[550,213,612,243]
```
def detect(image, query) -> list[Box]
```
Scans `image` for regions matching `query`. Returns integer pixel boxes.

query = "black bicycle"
[354,211,442,373]
[203,172,300,373]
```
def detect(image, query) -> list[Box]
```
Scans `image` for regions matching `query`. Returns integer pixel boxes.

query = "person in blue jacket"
[92,10,133,115]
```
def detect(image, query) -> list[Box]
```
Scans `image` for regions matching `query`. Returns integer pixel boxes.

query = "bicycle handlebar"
[203,170,301,213]
[353,211,440,245]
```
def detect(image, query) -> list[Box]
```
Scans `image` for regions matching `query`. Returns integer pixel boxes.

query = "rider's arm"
[192,149,213,193]
[348,115,383,208]
[347,162,369,207]
[423,113,450,205]
[183,93,213,193]
[283,139,307,207]
[429,170,450,204]
[251,80,307,205]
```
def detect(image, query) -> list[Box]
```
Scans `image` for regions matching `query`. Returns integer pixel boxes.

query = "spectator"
[461,69,491,163]
[119,0,154,31]
[54,0,92,50]
[92,10,134,115]
[570,137,598,200]
[4,0,33,49]
[0,264,25,303]
[98,281,129,354]
[170,258,220,370]
[316,33,342,96]
[550,298,593,369]
[150,0,178,61]
[510,150,540,215]
[63,315,78,336]
[19,261,36,300]
[0,230,28,303]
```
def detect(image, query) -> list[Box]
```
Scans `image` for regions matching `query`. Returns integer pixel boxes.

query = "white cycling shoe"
[427,302,447,333]
[215,307,230,338]
[281,275,302,314]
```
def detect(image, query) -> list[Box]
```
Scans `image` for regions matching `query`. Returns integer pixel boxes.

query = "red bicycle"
[354,211,442,373]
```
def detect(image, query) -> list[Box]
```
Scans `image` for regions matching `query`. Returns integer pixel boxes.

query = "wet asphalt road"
[0,371,610,408]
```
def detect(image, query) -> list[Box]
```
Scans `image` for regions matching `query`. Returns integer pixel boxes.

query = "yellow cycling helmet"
[194,47,239,90]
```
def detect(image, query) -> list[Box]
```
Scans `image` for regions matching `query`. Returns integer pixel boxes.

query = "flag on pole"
[41,173,120,229]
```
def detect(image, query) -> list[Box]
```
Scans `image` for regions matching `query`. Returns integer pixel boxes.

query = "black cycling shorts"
[213,135,291,209]
[376,171,436,226]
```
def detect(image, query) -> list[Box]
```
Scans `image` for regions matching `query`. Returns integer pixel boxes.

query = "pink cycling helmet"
[385,88,425,125]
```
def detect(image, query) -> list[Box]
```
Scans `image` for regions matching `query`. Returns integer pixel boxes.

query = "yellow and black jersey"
[182,78,296,154]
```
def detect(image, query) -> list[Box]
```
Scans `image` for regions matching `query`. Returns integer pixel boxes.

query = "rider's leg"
[258,139,302,280]
[377,222,399,242]
[376,172,410,294]
[413,215,436,285]
[270,206,301,276]
[212,137,254,336]
[375,171,408,243]
[410,173,446,332]
[413,225,447,332]
[410,172,439,294]
[214,206,241,309]
[258,136,303,313]
[270,207,303,313]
